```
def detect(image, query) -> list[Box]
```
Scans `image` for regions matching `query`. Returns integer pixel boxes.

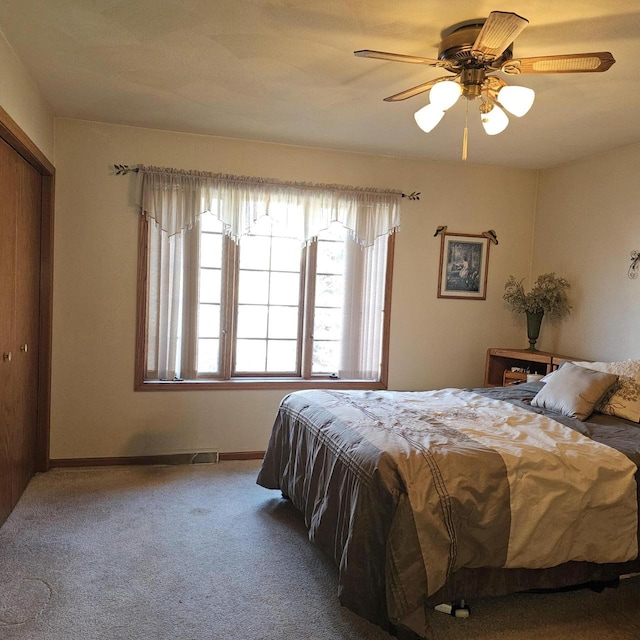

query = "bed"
[256,363,640,638]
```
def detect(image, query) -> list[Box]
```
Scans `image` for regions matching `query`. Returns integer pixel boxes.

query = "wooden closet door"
[0,137,42,522]
[0,139,18,524]
[13,150,42,503]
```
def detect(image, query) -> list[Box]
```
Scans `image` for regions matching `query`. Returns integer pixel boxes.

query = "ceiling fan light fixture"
[497,85,535,117]
[357,11,616,160]
[414,103,445,133]
[429,80,462,111]
[480,103,509,135]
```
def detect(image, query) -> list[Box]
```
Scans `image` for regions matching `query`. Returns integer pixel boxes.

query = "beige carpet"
[1,461,639,640]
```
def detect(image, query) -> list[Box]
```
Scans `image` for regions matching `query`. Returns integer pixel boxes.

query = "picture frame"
[437,232,490,300]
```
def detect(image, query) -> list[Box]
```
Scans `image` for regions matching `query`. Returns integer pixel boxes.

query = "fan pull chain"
[462,101,469,162]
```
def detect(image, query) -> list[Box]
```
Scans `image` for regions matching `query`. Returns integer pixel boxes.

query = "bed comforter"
[256,384,640,636]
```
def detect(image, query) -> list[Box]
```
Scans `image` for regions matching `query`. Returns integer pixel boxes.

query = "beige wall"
[532,142,640,360]
[0,29,54,162]
[51,118,538,459]
[1,24,638,460]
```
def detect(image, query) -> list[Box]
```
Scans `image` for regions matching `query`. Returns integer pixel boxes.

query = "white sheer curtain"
[137,165,401,381]
[145,220,200,380]
[137,166,401,245]
[339,233,388,380]
[339,236,387,380]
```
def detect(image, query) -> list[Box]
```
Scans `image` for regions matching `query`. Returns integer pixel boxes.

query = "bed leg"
[434,599,470,618]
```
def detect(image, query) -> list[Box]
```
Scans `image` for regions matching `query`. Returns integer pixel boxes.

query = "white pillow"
[540,370,555,383]
[573,360,640,423]
[531,362,619,421]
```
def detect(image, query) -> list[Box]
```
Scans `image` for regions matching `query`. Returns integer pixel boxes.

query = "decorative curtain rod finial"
[482,229,499,245]
[113,164,139,175]
[402,191,421,201]
[629,250,639,279]
[434,225,447,237]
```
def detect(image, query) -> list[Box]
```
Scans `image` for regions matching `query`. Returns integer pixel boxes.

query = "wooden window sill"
[135,378,387,392]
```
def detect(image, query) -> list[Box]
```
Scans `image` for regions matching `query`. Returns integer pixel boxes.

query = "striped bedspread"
[257,387,638,635]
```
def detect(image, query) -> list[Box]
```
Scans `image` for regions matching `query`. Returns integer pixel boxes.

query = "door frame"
[0,106,55,471]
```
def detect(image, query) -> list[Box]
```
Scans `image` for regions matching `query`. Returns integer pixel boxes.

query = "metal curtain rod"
[112,164,420,200]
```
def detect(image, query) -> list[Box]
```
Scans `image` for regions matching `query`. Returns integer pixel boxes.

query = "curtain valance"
[136,165,401,246]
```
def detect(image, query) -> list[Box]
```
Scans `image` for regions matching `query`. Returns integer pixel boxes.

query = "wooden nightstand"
[484,348,571,387]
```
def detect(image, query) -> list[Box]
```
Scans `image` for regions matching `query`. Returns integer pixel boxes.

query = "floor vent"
[189,451,219,464]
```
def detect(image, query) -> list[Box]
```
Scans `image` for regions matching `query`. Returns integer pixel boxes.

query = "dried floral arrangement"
[503,273,571,321]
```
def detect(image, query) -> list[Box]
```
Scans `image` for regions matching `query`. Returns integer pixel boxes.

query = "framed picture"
[437,233,490,299]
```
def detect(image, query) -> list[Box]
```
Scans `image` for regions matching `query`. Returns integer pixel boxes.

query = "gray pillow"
[531,361,619,421]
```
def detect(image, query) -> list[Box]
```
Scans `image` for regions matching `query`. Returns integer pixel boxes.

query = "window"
[232,216,302,375]
[134,166,400,390]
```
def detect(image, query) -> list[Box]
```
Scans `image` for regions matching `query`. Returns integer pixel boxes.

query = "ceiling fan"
[355,11,615,159]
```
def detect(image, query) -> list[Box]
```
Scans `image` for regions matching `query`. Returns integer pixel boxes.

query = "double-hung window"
[135,166,400,390]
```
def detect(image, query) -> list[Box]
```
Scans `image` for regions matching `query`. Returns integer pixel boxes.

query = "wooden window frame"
[134,216,394,391]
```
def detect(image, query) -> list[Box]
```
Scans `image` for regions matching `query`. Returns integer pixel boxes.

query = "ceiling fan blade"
[354,49,445,67]
[502,52,616,74]
[383,78,444,102]
[472,11,528,60]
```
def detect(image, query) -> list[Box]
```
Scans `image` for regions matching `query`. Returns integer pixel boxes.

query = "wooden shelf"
[484,348,572,387]
[502,370,528,386]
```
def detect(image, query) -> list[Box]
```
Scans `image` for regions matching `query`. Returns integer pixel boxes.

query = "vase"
[526,310,544,351]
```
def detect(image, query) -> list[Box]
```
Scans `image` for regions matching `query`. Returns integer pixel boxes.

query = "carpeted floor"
[0,461,639,640]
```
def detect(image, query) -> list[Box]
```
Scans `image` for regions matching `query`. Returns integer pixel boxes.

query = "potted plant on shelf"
[503,273,571,351]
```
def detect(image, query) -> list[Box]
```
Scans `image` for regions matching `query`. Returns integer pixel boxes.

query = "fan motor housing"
[438,23,513,69]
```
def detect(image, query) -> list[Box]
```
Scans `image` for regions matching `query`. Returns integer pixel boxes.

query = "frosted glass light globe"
[481,104,509,135]
[429,81,462,111]
[414,104,445,133]
[497,85,535,117]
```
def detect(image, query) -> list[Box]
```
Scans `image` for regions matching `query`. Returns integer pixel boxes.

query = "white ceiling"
[1,1,639,169]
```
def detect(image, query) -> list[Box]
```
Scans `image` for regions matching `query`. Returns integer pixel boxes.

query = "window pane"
[237,305,268,338]
[317,240,344,275]
[270,272,300,305]
[238,270,269,304]
[235,227,302,376]
[312,340,340,374]
[267,340,297,372]
[268,306,299,339]
[239,235,271,271]
[200,268,222,303]
[313,307,341,340]
[315,274,343,307]
[271,237,301,271]
[236,339,266,372]
[201,233,223,268]
[313,228,346,375]
[198,338,220,373]
[198,304,220,338]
